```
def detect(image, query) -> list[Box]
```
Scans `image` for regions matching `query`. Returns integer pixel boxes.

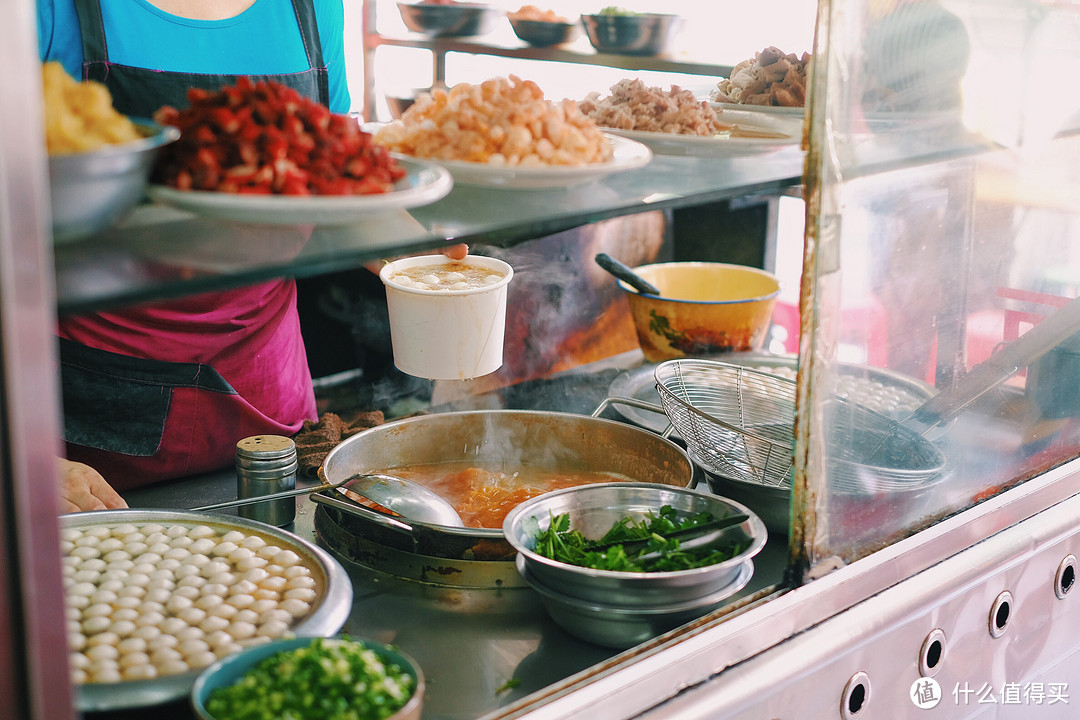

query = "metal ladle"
[192,472,465,527]
[595,252,661,296]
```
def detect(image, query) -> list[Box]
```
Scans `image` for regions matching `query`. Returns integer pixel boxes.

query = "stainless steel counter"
[112,456,787,720]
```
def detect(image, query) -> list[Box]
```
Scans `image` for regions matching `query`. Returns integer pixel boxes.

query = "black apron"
[73,0,329,117]
[60,0,328,481]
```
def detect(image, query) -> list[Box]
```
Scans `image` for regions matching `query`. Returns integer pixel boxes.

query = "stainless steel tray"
[61,508,353,712]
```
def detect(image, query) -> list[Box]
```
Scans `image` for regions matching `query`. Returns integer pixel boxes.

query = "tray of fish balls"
[59,509,353,711]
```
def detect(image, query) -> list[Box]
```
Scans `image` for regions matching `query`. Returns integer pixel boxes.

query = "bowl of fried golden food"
[508,5,581,47]
[192,636,424,720]
[397,0,504,38]
[503,483,766,648]
[581,6,683,56]
[43,62,178,243]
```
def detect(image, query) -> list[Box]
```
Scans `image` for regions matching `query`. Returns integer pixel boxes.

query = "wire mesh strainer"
[654,359,948,493]
[654,359,796,487]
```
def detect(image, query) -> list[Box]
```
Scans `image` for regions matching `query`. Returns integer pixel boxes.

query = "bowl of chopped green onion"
[191,636,423,720]
[503,482,766,607]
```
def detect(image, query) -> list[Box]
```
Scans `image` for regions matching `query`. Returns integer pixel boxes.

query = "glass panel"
[802,0,1080,564]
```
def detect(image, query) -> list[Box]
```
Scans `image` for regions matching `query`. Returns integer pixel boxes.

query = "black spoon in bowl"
[595,253,661,296]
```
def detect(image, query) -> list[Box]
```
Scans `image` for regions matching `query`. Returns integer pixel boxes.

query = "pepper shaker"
[235,435,298,526]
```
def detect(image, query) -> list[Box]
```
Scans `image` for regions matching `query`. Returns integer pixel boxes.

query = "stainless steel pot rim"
[517,554,754,615]
[503,482,767,580]
[322,409,696,538]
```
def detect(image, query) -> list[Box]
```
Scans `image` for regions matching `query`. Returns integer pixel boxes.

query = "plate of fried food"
[144,77,453,225]
[580,79,801,157]
[370,75,653,189]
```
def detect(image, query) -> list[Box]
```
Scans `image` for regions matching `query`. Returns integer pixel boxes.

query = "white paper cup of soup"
[380,254,514,380]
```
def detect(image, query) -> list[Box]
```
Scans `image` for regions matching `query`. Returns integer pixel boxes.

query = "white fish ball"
[60,529,83,542]
[173,586,200,600]
[188,525,216,539]
[71,546,101,561]
[85,644,119,662]
[156,659,190,676]
[166,596,194,614]
[85,631,119,648]
[194,595,224,611]
[122,664,157,681]
[273,550,301,567]
[135,611,165,629]
[225,621,256,640]
[84,603,113,619]
[109,524,138,537]
[73,535,100,548]
[66,594,90,610]
[132,553,162,565]
[280,598,310,618]
[189,539,216,554]
[210,541,238,558]
[221,530,246,544]
[140,524,165,536]
[150,647,182,665]
[114,596,142,610]
[201,560,230,578]
[243,568,270,585]
[239,535,266,551]
[259,619,290,638]
[200,615,230,634]
[68,632,87,651]
[256,545,282,560]
[285,576,316,590]
[163,547,191,561]
[187,650,217,669]
[178,607,207,626]
[157,558,182,572]
[283,565,311,579]
[213,642,243,659]
[117,637,147,655]
[227,593,255,610]
[204,630,234,648]
[111,608,139,623]
[177,639,210,657]
[118,583,147,597]
[144,588,172,605]
[248,599,277,614]
[283,588,316,603]
[236,556,268,572]
[252,589,279,601]
[174,626,204,643]
[108,620,136,637]
[147,631,179,649]
[233,609,259,626]
[121,543,147,557]
[132,625,162,642]
[98,539,124,553]
[119,651,150,669]
[259,576,287,592]
[206,572,235,587]
[178,574,206,589]
[84,526,111,538]
[89,590,117,606]
[229,579,258,596]
[169,535,194,549]
[159,617,187,636]
[166,525,189,538]
[106,559,134,573]
[70,651,91,670]
[208,604,237,620]
[227,547,254,564]
[80,558,106,572]
[90,666,122,684]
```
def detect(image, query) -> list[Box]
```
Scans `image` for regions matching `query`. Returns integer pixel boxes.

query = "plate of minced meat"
[580,78,802,157]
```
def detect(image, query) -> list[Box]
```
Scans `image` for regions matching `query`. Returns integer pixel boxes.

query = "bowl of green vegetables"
[503,483,765,648]
[503,482,766,606]
[191,636,423,720]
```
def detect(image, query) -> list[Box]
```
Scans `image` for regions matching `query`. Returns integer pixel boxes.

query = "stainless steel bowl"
[517,555,753,649]
[63,509,352,712]
[48,120,178,244]
[509,17,582,47]
[396,2,504,37]
[502,482,766,606]
[580,13,683,56]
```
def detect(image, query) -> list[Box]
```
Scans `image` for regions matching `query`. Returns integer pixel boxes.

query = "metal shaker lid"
[236,435,296,461]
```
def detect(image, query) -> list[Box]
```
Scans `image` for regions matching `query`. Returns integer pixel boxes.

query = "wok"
[316,409,695,561]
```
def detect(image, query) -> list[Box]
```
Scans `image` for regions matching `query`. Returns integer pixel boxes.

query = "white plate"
[709,100,805,118]
[431,133,652,189]
[145,156,452,225]
[602,111,801,158]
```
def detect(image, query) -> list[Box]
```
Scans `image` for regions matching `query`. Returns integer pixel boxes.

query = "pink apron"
[61,0,326,489]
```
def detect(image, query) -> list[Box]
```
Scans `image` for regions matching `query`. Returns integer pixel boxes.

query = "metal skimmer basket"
[654,359,948,493]
[654,359,796,487]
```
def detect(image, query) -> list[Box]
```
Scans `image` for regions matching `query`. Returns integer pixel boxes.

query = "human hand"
[59,459,128,513]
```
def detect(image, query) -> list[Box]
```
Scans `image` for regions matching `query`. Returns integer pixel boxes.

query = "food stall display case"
[3,0,1080,718]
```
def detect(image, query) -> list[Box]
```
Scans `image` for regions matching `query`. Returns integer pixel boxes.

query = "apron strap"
[72,0,108,77]
[290,0,329,107]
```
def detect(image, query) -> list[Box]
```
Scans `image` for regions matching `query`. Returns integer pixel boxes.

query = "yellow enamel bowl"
[618,262,781,362]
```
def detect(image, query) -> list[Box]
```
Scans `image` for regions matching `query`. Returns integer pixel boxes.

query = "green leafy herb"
[204,636,416,720]
[530,505,746,573]
[496,678,522,694]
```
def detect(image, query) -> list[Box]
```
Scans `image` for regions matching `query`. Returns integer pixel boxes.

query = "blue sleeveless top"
[37,0,351,113]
